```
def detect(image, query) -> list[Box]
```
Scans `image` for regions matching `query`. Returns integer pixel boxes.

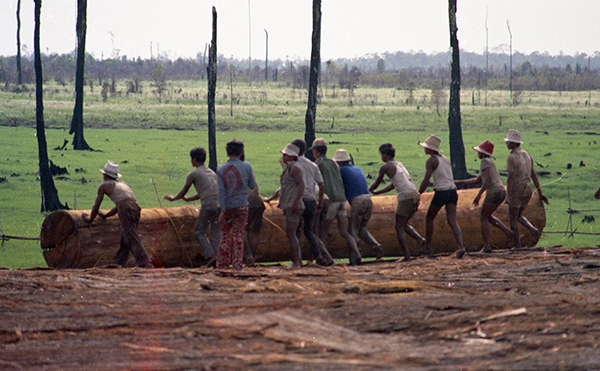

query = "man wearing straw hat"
[504,129,549,249]
[455,140,513,252]
[310,138,360,265]
[418,135,465,258]
[265,143,306,268]
[83,161,154,268]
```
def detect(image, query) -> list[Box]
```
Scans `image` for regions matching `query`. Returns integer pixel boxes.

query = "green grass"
[2,82,600,268]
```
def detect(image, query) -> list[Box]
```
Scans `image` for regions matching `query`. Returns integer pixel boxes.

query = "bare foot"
[529,228,541,247]
[479,246,493,253]
[373,244,384,260]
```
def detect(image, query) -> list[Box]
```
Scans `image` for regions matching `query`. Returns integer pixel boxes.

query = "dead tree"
[207,6,218,172]
[304,0,321,161]
[447,0,468,180]
[264,29,268,81]
[34,0,66,212]
[69,0,91,150]
[16,0,22,85]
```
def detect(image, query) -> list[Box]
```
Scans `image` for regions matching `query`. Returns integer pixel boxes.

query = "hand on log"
[82,213,92,223]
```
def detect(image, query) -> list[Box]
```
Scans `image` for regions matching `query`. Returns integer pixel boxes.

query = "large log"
[41,206,202,269]
[256,188,546,261]
[40,189,546,268]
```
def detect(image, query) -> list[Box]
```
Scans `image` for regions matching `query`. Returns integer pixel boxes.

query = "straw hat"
[419,135,442,153]
[504,129,523,144]
[99,160,122,178]
[308,137,327,150]
[281,143,300,157]
[332,149,351,162]
[473,140,495,158]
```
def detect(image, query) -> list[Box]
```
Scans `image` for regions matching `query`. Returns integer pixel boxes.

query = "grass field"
[2,80,600,268]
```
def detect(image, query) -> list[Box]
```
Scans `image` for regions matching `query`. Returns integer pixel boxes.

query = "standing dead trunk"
[34,0,66,212]
[448,0,468,180]
[16,0,22,85]
[69,0,91,150]
[304,0,321,161]
[264,29,268,81]
[207,6,218,172]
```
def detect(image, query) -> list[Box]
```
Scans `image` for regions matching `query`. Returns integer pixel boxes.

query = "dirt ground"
[1,246,600,370]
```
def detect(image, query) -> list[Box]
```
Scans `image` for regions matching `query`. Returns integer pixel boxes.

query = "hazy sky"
[1,0,599,61]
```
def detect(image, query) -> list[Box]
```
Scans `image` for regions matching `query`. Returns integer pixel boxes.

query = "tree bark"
[447,0,468,180]
[69,0,91,150]
[207,7,218,171]
[304,0,321,161]
[16,0,22,85]
[34,0,66,212]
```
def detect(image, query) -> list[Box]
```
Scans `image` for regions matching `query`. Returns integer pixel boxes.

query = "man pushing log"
[82,161,154,268]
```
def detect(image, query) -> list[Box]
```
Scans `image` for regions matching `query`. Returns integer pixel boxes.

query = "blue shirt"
[338,163,370,202]
[216,158,257,210]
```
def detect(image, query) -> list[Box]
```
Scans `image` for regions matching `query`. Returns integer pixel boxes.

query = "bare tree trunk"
[69,0,91,150]
[304,0,321,161]
[264,29,268,81]
[34,0,66,212]
[448,0,468,180]
[507,20,513,101]
[16,0,22,85]
[207,6,218,172]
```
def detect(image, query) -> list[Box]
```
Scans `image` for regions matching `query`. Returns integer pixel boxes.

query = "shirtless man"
[370,143,425,261]
[83,161,154,268]
[418,135,465,259]
[504,130,549,249]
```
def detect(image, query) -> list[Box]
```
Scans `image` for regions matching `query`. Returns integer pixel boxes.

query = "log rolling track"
[1,247,600,370]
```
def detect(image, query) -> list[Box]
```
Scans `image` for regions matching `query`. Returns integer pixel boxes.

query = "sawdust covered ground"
[1,247,600,370]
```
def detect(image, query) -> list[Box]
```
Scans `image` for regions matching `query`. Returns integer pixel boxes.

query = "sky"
[1,0,599,61]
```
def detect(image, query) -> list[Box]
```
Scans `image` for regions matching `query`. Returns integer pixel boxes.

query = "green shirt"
[315,155,346,202]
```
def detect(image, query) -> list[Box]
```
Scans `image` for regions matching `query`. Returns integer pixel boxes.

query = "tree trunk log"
[41,189,545,268]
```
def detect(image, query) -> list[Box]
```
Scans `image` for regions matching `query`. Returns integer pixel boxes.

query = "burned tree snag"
[16,0,22,85]
[207,6,218,172]
[69,0,91,150]
[304,0,321,161]
[34,0,66,212]
[448,0,468,180]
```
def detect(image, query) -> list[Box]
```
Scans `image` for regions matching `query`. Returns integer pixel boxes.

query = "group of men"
[83,129,550,270]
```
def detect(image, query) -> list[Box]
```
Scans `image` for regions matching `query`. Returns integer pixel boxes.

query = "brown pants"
[113,199,152,267]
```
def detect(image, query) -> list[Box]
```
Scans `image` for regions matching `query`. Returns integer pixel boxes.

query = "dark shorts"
[431,189,458,208]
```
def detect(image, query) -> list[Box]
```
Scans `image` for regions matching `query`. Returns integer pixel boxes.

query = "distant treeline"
[2,49,600,92]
